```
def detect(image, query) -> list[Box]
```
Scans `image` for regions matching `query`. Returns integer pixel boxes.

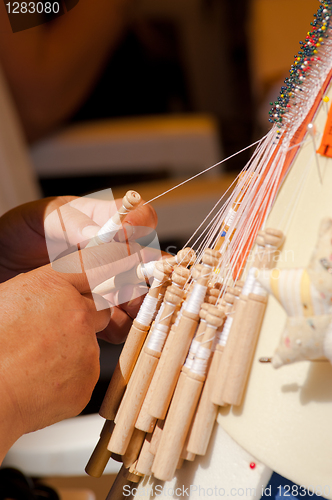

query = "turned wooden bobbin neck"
[171,266,190,289]
[164,285,185,306]
[205,304,226,329]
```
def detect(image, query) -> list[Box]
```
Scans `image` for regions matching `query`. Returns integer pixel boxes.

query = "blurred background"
[0,1,320,497]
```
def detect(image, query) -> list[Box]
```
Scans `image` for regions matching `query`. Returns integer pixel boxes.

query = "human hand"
[0,233,155,462]
[0,194,157,281]
[0,194,158,343]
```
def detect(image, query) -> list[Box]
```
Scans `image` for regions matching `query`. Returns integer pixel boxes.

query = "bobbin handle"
[99,319,149,420]
[108,350,160,455]
[86,190,141,248]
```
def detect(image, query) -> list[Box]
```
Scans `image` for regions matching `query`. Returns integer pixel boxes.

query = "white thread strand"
[140,261,156,280]
[97,219,121,243]
[184,284,208,314]
[218,317,233,347]
[136,295,159,326]
[147,323,169,352]
[191,345,211,376]
[143,137,267,206]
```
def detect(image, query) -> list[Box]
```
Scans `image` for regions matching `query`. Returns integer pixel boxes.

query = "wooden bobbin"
[135,283,186,433]
[149,419,164,456]
[148,250,220,421]
[212,293,252,405]
[105,464,132,500]
[152,305,224,481]
[204,285,221,305]
[171,265,190,289]
[167,247,196,268]
[122,428,146,468]
[127,462,144,482]
[92,260,157,295]
[99,259,174,421]
[87,190,141,248]
[186,311,226,456]
[135,433,155,476]
[85,420,114,478]
[147,308,199,421]
[99,320,150,420]
[210,233,269,407]
[212,229,284,407]
[135,326,175,433]
[222,293,267,406]
[108,286,184,455]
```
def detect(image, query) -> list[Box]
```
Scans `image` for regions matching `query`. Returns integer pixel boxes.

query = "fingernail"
[82,225,99,239]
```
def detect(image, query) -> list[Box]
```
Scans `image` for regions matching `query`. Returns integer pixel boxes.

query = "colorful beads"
[269,0,332,127]
[250,462,256,469]
[323,96,330,102]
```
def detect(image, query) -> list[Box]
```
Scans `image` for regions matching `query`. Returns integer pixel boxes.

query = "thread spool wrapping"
[184,284,208,314]
[136,295,159,326]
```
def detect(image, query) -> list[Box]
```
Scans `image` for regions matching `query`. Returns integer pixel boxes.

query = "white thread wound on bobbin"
[184,284,207,314]
[251,280,267,297]
[141,261,157,280]
[184,339,201,370]
[97,219,122,243]
[153,303,165,326]
[242,267,258,296]
[147,323,169,352]
[136,295,159,326]
[191,345,211,376]
[218,316,233,346]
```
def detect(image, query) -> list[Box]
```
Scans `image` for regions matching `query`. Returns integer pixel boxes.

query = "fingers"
[97,306,133,344]
[44,239,142,294]
[83,293,111,333]
[44,196,157,263]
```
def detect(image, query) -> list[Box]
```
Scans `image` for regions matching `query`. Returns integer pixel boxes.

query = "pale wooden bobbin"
[99,258,176,421]
[221,293,267,406]
[185,301,231,457]
[115,271,188,436]
[135,433,155,476]
[85,420,114,478]
[87,190,141,248]
[148,249,221,421]
[149,419,164,456]
[211,233,270,406]
[122,428,146,468]
[135,269,190,433]
[152,305,225,481]
[108,285,184,455]
[220,229,284,406]
[181,302,210,373]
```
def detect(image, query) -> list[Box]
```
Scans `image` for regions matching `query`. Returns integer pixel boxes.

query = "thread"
[217,317,233,347]
[136,295,159,326]
[191,345,211,376]
[184,285,208,315]
[98,219,122,243]
[147,324,169,352]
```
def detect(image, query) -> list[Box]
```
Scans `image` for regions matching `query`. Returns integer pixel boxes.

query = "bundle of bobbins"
[83,188,285,499]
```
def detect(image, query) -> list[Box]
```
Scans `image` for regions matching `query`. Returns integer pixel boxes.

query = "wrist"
[0,367,25,464]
